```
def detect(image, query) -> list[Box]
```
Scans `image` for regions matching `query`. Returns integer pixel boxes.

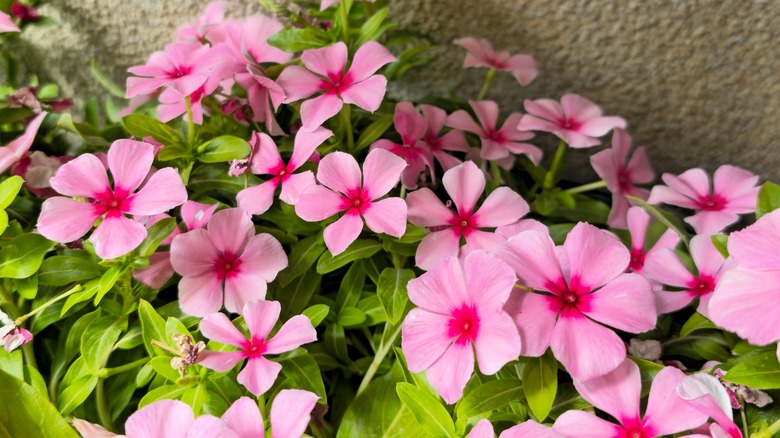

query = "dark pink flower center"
[214,252,242,279]
[93,190,129,216]
[323,71,354,96]
[243,336,267,359]
[449,213,476,237]
[425,134,442,151]
[617,169,632,191]
[167,65,193,79]
[485,128,505,143]
[628,248,646,272]
[618,426,652,438]
[696,193,727,211]
[341,188,371,215]
[546,277,592,314]
[447,305,480,345]
[558,117,581,131]
[270,161,293,183]
[688,274,716,296]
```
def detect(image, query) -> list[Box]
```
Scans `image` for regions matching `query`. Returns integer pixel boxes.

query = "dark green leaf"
[336,261,365,309]
[267,27,331,52]
[56,113,111,147]
[0,108,34,126]
[95,266,123,305]
[338,307,366,327]
[354,114,394,151]
[756,181,780,218]
[38,256,102,286]
[456,378,524,418]
[278,350,327,398]
[317,240,383,274]
[279,234,326,286]
[197,135,251,163]
[123,114,184,146]
[396,383,455,437]
[277,270,322,320]
[377,268,413,324]
[136,218,177,256]
[139,384,189,407]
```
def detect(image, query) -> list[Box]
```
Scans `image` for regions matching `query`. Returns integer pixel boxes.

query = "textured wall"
[16,0,780,181]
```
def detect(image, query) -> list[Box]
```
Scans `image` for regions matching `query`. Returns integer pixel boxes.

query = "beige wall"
[16,0,780,181]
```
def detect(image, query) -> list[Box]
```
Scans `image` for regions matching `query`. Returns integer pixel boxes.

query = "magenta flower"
[518,94,627,148]
[647,165,759,234]
[221,391,318,438]
[295,149,407,255]
[677,374,743,438]
[10,2,40,25]
[406,161,529,270]
[590,129,655,228]
[501,222,656,380]
[277,41,396,130]
[198,300,317,396]
[401,250,521,404]
[446,100,541,162]
[37,140,187,259]
[0,309,31,353]
[370,101,434,189]
[553,359,709,438]
[237,128,332,215]
[170,208,287,316]
[0,112,47,174]
[624,206,680,275]
[453,37,538,86]
[419,104,469,171]
[469,419,563,438]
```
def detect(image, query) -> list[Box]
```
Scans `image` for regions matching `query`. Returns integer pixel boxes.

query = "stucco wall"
[16,0,780,181]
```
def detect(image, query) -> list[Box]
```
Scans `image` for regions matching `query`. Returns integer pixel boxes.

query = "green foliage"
[523,351,558,421]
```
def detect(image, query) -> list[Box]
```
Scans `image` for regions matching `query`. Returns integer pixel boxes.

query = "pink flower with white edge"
[295,148,407,255]
[644,234,729,317]
[447,100,541,162]
[677,373,743,438]
[370,101,434,189]
[401,250,521,404]
[552,359,709,438]
[469,419,563,438]
[277,41,396,130]
[419,104,469,171]
[198,300,317,396]
[221,391,318,438]
[647,165,759,234]
[37,140,187,259]
[0,111,47,173]
[237,128,332,215]
[406,161,529,270]
[170,208,287,316]
[0,309,31,353]
[590,129,654,228]
[624,206,680,274]
[500,222,656,380]
[518,94,627,148]
[453,37,538,86]
[0,11,19,33]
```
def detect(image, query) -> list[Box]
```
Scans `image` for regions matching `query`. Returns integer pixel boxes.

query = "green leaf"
[336,261,365,309]
[324,323,349,364]
[0,233,54,279]
[267,27,331,52]
[456,378,524,418]
[90,59,126,98]
[0,107,34,125]
[756,181,780,218]
[139,299,169,356]
[377,268,413,324]
[61,279,100,315]
[149,356,180,382]
[197,135,251,163]
[355,8,394,45]
[711,234,729,258]
[279,234,326,286]
[0,176,24,209]
[723,351,780,389]
[95,266,123,305]
[303,304,330,327]
[680,312,717,337]
[627,196,690,246]
[56,113,111,147]
[38,255,102,286]
[338,306,366,327]
[81,315,124,374]
[181,383,208,416]
[277,270,322,320]
[58,374,99,416]
[354,114,394,151]
[278,350,327,399]
[15,276,37,299]
[523,350,558,421]
[317,239,383,274]
[396,383,455,437]
[0,368,79,437]
[123,114,184,146]
[136,218,177,256]
[139,384,189,407]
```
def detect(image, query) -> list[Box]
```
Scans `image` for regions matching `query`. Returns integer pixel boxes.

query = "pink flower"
[175,1,226,43]
[221,391,318,438]
[157,79,219,124]
[406,161,529,270]
[677,373,743,438]
[37,140,187,259]
[401,250,521,404]
[500,222,656,380]
[277,41,396,130]
[446,100,541,162]
[0,310,32,353]
[370,101,434,189]
[590,129,655,228]
[170,208,287,316]
[469,419,563,438]
[0,11,19,33]
[518,94,627,148]
[644,234,729,317]
[647,165,759,234]
[419,104,469,171]
[198,300,317,396]
[553,359,709,438]
[295,149,407,255]
[0,112,47,174]
[237,128,332,215]
[453,37,538,86]
[623,206,680,274]
[126,43,226,99]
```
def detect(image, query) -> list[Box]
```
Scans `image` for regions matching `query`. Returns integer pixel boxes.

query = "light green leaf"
[681,312,718,337]
[139,299,169,356]
[723,352,780,389]
[377,268,413,324]
[0,368,79,437]
[396,382,455,437]
[0,176,24,209]
[317,240,383,274]
[523,351,558,421]
[302,304,330,327]
[278,350,327,399]
[197,135,251,163]
[81,315,124,374]
[756,181,780,219]
[0,233,55,279]
[456,378,524,419]
[123,114,184,146]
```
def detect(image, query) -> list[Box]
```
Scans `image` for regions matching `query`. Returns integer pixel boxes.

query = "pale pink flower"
[624,206,680,274]
[157,79,219,124]
[37,140,187,259]
[175,1,226,43]
[419,104,469,171]
[453,37,537,86]
[644,234,729,317]
[0,309,31,353]
[237,128,332,215]
[221,391,318,438]
[277,41,396,130]
[370,101,434,189]
[170,208,287,316]
[590,129,654,228]
[447,100,541,162]
[647,165,759,234]
[0,112,47,173]
[401,250,521,404]
[0,11,19,33]
[469,418,563,438]
[500,222,656,380]
[553,359,709,438]
[406,161,529,270]
[126,43,227,98]
[198,300,317,396]
[677,373,743,438]
[518,94,627,148]
[295,148,407,255]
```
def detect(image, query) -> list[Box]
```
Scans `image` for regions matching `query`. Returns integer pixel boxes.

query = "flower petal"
[426,341,474,404]
[270,389,318,438]
[295,185,347,221]
[443,161,485,216]
[248,132,283,175]
[200,311,247,347]
[551,312,626,380]
[221,397,265,438]
[300,93,343,130]
[124,399,193,438]
[445,110,483,136]
[728,209,780,270]
[469,100,498,132]
[464,250,516,311]
[472,187,529,228]
[523,98,564,123]
[207,208,254,257]
[685,210,739,235]
[362,148,407,200]
[37,197,102,243]
[573,358,640,425]
[170,229,220,276]
[408,255,470,312]
[237,180,278,216]
[581,273,656,333]
[107,140,154,197]
[223,275,267,315]
[323,212,364,256]
[690,234,726,277]
[289,127,332,170]
[185,415,238,438]
[643,247,695,288]
[402,308,454,372]
[243,300,281,341]
[277,65,322,103]
[179,272,223,317]
[363,197,407,237]
[473,309,520,375]
[501,230,564,293]
[415,229,461,271]
[563,222,629,291]
[709,268,780,346]
[340,75,388,113]
[643,366,710,436]
[197,350,246,373]
[552,410,624,438]
[90,214,147,259]
[316,151,362,195]
[503,289,557,357]
[347,41,396,82]
[279,171,316,205]
[406,188,454,227]
[301,42,347,78]
[49,153,110,199]
[238,356,283,396]
[181,201,218,231]
[265,315,317,354]
[123,167,187,216]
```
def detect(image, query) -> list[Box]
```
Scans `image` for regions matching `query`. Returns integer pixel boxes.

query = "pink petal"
[301,42,347,78]
[415,229,461,271]
[340,75,388,113]
[362,148,407,199]
[248,132,282,175]
[347,41,396,82]
[238,356,283,396]
[685,210,740,235]
[468,419,494,438]
[279,170,315,206]
[665,168,711,200]
[553,410,624,438]
[49,153,110,199]
[37,197,102,243]
[295,185,347,221]
[522,98,564,123]
[277,65,323,102]
[607,194,631,229]
[124,168,187,216]
[243,300,281,341]
[223,275,268,316]
[573,359,641,426]
[453,37,489,63]
[560,94,602,122]
[469,100,498,132]
[126,76,170,99]
[107,140,154,197]
[677,373,739,436]
[690,234,726,276]
[643,247,695,288]
[502,141,542,165]
[289,127,332,170]
[654,289,696,315]
[236,180,278,216]
[563,222,629,291]
[179,272,224,317]
[503,289,556,356]
[713,165,759,207]
[406,188,454,227]
[626,206,651,251]
[0,112,46,173]
[207,208,254,257]
[72,420,117,438]
[728,209,780,270]
[323,212,364,255]
[646,185,699,209]
[582,273,656,333]
[474,309,520,375]
[0,12,19,33]
[502,231,564,293]
[426,341,475,404]
[590,148,619,191]
[472,187,529,228]
[407,255,469,312]
[577,116,628,137]
[221,397,265,438]
[265,315,317,354]
[170,229,220,276]
[316,151,362,195]
[626,146,654,184]
[402,308,455,372]
[300,93,343,130]
[709,268,780,346]
[643,367,710,436]
[443,161,485,216]
[464,250,516,311]
[556,129,601,149]
[125,399,193,438]
[445,110,484,136]
[506,54,538,86]
[180,201,217,231]
[185,415,239,438]
[550,313,626,380]
[495,219,548,239]
[237,233,287,282]
[133,251,174,289]
[502,421,563,438]
[90,214,147,259]
[270,389,318,438]
[421,104,447,135]
[363,197,407,237]
[515,114,561,133]
[199,351,244,373]
[200,311,247,347]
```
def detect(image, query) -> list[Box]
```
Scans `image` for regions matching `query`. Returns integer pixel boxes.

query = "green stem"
[342,105,355,152]
[543,140,568,190]
[339,0,350,43]
[740,399,749,438]
[564,180,607,195]
[185,95,195,145]
[356,323,402,396]
[477,68,496,100]
[14,284,82,326]
[399,185,406,199]
[753,417,780,438]
[96,377,113,431]
[490,161,502,185]
[98,357,150,379]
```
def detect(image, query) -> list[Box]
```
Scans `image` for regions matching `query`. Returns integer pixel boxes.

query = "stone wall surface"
[14,0,780,181]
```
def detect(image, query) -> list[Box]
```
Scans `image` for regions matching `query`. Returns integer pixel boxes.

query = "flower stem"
[356,322,402,396]
[98,357,150,379]
[543,140,568,190]
[477,68,496,100]
[342,104,355,152]
[339,0,350,43]
[96,349,115,431]
[185,95,196,145]
[753,417,780,438]
[564,180,607,195]
[14,284,82,326]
